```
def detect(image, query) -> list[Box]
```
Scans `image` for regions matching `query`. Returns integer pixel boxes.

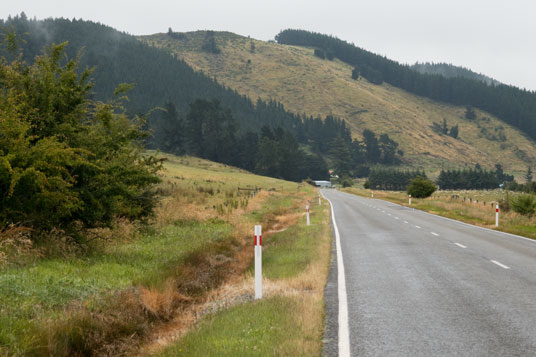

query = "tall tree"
[0,42,160,233]
[526,166,533,183]
[363,129,380,163]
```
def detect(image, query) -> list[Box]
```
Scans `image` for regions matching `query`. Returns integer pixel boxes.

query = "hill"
[0,15,303,135]
[139,30,536,178]
[274,30,536,144]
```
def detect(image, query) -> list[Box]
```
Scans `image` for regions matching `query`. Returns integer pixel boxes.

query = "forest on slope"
[410,63,501,87]
[141,30,536,178]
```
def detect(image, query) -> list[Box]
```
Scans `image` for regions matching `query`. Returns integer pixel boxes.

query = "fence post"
[254,225,262,299]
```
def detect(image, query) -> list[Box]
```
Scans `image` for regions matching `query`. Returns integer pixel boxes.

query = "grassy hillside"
[139,31,536,179]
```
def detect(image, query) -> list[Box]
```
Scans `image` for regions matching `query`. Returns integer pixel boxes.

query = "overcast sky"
[2,0,535,91]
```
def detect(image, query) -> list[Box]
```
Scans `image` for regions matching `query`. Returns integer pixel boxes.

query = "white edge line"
[491,260,510,269]
[454,243,467,248]
[368,197,536,244]
[321,190,351,357]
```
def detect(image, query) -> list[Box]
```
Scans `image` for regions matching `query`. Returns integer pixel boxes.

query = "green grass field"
[158,296,302,356]
[0,221,232,355]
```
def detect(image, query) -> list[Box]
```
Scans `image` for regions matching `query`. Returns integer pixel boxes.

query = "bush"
[340,176,353,188]
[407,176,436,198]
[0,43,160,237]
[363,180,370,189]
[510,194,536,216]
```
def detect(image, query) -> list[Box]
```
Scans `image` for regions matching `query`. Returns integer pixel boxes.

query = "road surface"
[322,189,536,356]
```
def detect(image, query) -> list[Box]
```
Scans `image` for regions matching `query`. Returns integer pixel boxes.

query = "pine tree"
[449,124,459,139]
[526,166,533,183]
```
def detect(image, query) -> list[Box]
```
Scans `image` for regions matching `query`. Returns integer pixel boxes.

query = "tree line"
[365,163,521,191]
[436,164,513,190]
[275,29,536,143]
[366,168,426,190]
[148,99,403,181]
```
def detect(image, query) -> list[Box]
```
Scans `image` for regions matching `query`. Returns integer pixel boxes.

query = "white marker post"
[306,205,310,226]
[409,194,412,205]
[495,204,499,227]
[318,194,321,206]
[371,191,374,198]
[254,225,262,299]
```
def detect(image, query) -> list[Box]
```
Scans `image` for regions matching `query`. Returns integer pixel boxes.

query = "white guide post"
[409,194,412,205]
[371,191,374,198]
[306,205,310,226]
[254,225,262,299]
[319,194,321,206]
[495,204,499,227]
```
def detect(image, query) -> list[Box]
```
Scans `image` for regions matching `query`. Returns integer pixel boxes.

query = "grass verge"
[343,187,536,239]
[156,193,331,356]
[0,155,308,356]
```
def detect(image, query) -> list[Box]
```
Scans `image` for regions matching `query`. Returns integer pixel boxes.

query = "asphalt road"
[322,189,536,357]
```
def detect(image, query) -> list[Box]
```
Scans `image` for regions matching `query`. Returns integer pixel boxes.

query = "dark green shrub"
[407,177,436,198]
[0,43,160,236]
[510,194,536,216]
[340,176,353,188]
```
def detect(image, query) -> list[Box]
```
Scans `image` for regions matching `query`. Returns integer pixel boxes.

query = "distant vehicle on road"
[313,180,332,188]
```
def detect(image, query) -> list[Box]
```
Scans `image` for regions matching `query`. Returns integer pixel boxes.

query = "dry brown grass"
[347,187,536,237]
[0,225,33,267]
[138,189,328,356]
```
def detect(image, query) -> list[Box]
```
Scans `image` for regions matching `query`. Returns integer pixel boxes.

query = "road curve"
[322,189,536,356]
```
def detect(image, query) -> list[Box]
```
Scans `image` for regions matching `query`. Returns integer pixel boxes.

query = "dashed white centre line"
[415,225,421,229]
[431,232,439,236]
[387,213,392,216]
[394,217,400,220]
[404,221,408,224]
[454,243,467,248]
[491,260,510,269]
